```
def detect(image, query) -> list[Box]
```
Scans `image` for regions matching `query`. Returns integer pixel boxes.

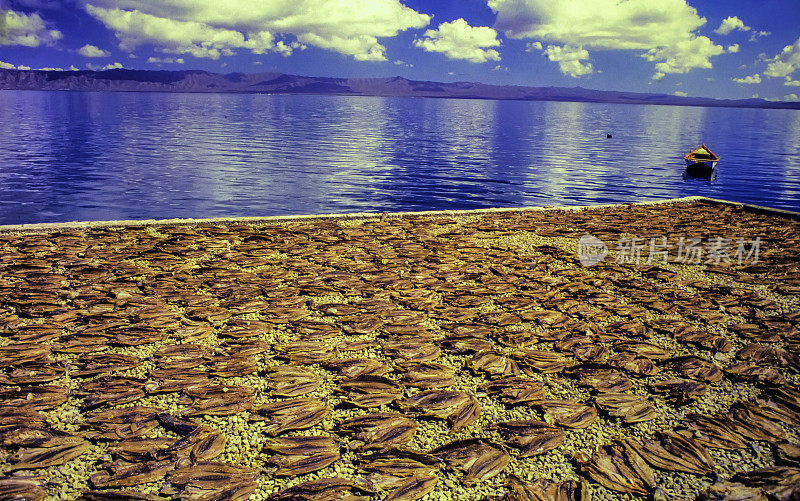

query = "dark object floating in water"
[607,134,612,138]
[684,144,720,177]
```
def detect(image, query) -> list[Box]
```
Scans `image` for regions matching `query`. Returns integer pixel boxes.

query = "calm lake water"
[1,90,799,225]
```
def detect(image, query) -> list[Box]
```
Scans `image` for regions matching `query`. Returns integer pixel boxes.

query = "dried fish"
[145,368,210,394]
[494,420,565,457]
[471,351,522,377]
[630,432,714,475]
[614,341,671,360]
[107,437,174,463]
[4,360,65,384]
[449,394,481,433]
[71,353,141,377]
[0,385,68,411]
[338,375,404,408]
[750,397,800,426]
[593,393,656,423]
[78,490,162,500]
[514,350,574,374]
[0,426,83,449]
[667,355,724,382]
[479,377,546,405]
[276,341,335,365]
[727,404,786,443]
[677,330,733,353]
[607,352,659,376]
[400,362,456,389]
[567,366,632,393]
[214,339,269,358]
[76,376,146,409]
[776,443,800,466]
[0,407,47,428]
[532,400,597,429]
[504,476,589,501]
[263,436,340,476]
[166,461,259,501]
[384,475,438,501]
[649,379,707,403]
[383,339,441,363]
[162,426,227,461]
[683,414,748,450]
[221,318,273,338]
[0,476,47,501]
[91,460,173,489]
[341,316,384,334]
[725,362,786,386]
[401,390,480,432]
[181,385,255,416]
[697,482,766,501]
[0,343,50,368]
[267,477,372,501]
[84,407,159,440]
[576,442,654,496]
[250,398,329,436]
[267,365,322,397]
[7,439,90,471]
[431,439,509,485]
[323,358,388,380]
[358,448,440,495]
[340,413,418,450]
[731,467,800,500]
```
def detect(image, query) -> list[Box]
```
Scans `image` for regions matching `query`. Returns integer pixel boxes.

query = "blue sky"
[1,0,799,100]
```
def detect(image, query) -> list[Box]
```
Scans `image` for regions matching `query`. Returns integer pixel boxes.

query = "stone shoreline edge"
[2,196,799,233]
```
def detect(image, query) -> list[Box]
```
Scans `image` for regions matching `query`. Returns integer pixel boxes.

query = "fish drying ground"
[1,199,799,501]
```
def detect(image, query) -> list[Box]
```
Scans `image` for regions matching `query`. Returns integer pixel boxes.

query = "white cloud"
[714,15,769,43]
[0,60,63,70]
[727,44,739,53]
[786,77,800,87]
[36,65,80,71]
[763,36,800,80]
[0,8,62,46]
[78,43,111,57]
[147,56,184,64]
[81,0,430,61]
[526,41,542,52]
[714,16,750,35]
[543,44,593,77]
[273,40,305,57]
[641,33,724,80]
[489,0,726,80]
[783,93,799,102]
[673,91,688,96]
[733,73,761,84]
[414,18,500,63]
[86,61,123,70]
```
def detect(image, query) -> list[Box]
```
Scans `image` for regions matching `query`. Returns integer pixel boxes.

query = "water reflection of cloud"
[2,92,800,224]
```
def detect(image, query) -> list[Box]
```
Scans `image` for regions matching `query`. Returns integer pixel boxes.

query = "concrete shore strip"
[0,196,798,500]
[2,195,799,233]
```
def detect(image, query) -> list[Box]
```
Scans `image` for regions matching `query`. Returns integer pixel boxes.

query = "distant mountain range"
[1,68,798,110]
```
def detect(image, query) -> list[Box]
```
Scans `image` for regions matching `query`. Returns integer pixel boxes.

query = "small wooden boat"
[684,144,719,177]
